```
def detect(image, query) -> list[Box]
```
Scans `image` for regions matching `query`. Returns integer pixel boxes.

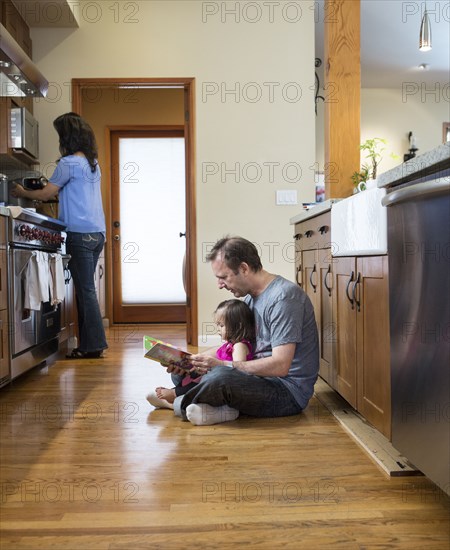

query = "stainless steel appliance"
[383,172,450,495]
[10,107,39,159]
[0,172,46,209]
[7,207,66,380]
[0,173,8,205]
[0,22,48,97]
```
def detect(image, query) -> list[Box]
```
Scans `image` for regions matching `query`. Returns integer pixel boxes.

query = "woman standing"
[13,112,108,359]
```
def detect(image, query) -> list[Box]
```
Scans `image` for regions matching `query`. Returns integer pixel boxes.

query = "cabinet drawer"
[294,211,331,250]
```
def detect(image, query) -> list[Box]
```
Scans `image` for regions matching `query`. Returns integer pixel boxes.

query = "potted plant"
[360,137,387,180]
[352,138,398,192]
[351,164,370,192]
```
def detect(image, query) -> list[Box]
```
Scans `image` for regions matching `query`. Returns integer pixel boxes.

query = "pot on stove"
[22,176,48,190]
[6,176,43,208]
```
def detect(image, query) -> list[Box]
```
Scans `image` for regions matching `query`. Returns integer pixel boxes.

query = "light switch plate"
[276,190,298,205]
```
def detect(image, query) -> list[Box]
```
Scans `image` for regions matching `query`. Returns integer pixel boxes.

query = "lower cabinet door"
[356,256,391,439]
[333,256,358,408]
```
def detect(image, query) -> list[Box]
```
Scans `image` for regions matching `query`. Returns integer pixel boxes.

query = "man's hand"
[189,353,225,374]
[162,362,187,377]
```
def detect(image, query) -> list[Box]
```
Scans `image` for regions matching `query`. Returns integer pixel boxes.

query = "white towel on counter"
[24,251,51,310]
[49,253,65,306]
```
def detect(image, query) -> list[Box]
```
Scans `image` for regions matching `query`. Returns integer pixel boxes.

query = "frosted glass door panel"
[119,137,186,304]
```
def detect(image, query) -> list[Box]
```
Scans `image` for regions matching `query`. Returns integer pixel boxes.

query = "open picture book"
[143,336,192,371]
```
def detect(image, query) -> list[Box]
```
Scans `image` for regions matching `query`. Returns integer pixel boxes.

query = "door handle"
[179,232,186,238]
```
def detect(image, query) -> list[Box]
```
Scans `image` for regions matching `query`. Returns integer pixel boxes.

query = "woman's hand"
[11,184,26,198]
[189,353,225,374]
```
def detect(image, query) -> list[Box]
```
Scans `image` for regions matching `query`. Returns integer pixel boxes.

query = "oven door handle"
[382,179,449,207]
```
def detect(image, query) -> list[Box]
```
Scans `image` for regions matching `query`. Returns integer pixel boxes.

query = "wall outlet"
[276,190,298,205]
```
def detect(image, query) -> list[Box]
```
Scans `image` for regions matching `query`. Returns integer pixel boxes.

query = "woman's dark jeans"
[66,232,108,353]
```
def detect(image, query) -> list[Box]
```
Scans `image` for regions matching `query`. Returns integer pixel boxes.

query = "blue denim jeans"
[177,367,303,419]
[66,232,107,353]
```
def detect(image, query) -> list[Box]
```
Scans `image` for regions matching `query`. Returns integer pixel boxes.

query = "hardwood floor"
[0,325,448,549]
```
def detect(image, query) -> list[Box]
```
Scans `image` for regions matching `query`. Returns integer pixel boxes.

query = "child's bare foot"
[156,387,176,404]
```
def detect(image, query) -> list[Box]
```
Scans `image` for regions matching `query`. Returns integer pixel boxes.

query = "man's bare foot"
[156,387,176,404]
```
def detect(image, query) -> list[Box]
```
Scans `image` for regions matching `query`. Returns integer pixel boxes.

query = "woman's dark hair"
[206,236,262,274]
[53,112,98,173]
[214,299,255,344]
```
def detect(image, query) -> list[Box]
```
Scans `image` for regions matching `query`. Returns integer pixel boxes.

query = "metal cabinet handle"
[324,264,332,297]
[294,233,303,240]
[346,271,355,308]
[113,235,120,241]
[352,272,361,312]
[99,265,104,279]
[296,264,302,287]
[310,264,317,293]
[305,230,314,238]
[318,225,329,235]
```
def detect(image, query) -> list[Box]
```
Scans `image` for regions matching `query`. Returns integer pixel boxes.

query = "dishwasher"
[382,170,449,495]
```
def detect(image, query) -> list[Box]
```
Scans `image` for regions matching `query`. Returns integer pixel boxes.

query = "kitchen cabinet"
[294,211,334,387]
[0,214,10,387]
[1,0,32,57]
[333,255,391,438]
[293,206,391,439]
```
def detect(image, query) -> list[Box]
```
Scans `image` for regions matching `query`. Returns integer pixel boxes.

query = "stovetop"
[7,206,66,251]
[6,206,66,231]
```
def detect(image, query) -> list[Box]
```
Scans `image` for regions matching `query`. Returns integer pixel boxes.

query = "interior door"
[110,128,187,323]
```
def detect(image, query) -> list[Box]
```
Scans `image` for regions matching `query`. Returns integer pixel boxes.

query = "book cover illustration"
[144,337,192,371]
[143,335,166,352]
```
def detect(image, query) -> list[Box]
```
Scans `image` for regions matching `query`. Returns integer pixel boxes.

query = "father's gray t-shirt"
[245,276,319,409]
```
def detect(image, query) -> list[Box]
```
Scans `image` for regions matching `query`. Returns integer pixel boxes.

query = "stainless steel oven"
[7,208,66,380]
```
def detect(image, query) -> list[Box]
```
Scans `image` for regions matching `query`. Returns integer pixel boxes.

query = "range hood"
[0,23,48,97]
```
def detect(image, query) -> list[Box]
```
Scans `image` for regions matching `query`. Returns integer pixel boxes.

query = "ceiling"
[10,0,450,87]
[315,0,450,88]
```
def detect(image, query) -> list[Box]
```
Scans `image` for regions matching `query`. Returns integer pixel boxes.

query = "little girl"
[147,299,255,409]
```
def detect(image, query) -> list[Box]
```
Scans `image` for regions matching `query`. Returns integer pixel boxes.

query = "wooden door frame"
[72,77,198,346]
[109,126,187,324]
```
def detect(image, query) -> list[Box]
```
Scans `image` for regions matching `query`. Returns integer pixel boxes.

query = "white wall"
[30,0,315,342]
[316,87,449,178]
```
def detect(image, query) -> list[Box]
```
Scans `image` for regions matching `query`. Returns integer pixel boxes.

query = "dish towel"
[49,253,65,306]
[24,251,50,310]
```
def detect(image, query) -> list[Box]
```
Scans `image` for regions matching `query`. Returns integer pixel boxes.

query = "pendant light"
[419,9,432,51]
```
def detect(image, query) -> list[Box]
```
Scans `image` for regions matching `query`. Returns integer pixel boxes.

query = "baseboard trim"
[314,377,422,477]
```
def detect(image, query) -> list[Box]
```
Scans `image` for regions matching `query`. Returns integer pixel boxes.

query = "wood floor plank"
[0,326,449,549]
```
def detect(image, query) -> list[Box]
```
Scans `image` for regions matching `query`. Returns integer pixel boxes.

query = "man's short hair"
[206,236,262,274]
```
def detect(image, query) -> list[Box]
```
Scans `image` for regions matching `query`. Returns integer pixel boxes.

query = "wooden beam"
[324,0,361,198]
